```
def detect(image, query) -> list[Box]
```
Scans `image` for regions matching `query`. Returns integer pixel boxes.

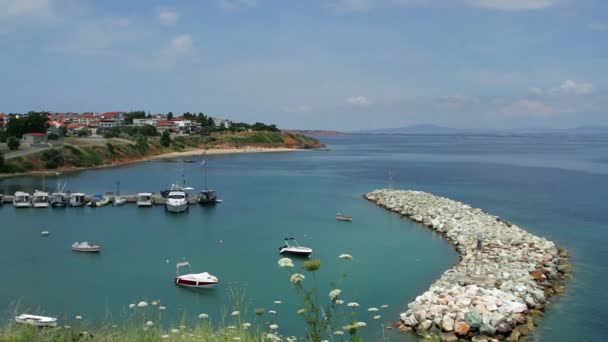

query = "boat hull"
[175,277,218,288]
[13,202,32,208]
[72,247,101,253]
[15,315,57,327]
[137,202,153,207]
[166,202,188,213]
[279,249,312,257]
[33,202,50,208]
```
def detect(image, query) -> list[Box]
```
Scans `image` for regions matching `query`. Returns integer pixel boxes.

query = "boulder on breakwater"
[364,189,571,341]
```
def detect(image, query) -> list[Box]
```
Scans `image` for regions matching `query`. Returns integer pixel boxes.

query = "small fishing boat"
[336,213,353,221]
[174,262,219,288]
[94,194,111,207]
[41,231,50,236]
[13,191,32,208]
[72,241,101,253]
[69,193,86,207]
[136,193,154,207]
[32,191,50,208]
[50,193,68,207]
[113,181,126,206]
[279,238,313,257]
[199,153,221,205]
[15,314,57,327]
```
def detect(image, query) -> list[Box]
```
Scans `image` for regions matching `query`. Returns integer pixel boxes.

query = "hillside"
[0,131,323,175]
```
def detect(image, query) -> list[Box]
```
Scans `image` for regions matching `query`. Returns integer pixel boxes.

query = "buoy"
[41,231,50,236]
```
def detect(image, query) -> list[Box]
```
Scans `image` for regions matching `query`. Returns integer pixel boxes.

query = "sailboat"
[51,172,68,207]
[113,181,126,206]
[199,152,220,205]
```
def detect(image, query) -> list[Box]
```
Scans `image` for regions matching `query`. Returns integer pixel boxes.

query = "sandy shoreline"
[0,146,305,179]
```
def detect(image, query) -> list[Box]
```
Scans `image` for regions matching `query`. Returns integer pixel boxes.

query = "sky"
[0,0,607,130]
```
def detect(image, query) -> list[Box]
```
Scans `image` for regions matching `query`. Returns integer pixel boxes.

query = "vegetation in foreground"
[0,255,391,342]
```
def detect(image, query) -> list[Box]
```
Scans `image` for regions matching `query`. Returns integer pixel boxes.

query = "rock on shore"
[364,190,571,341]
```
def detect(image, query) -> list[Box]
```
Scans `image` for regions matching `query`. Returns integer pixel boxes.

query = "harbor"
[0,193,209,206]
[364,189,572,341]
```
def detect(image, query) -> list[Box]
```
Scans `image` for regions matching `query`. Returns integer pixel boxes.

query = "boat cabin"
[69,193,86,207]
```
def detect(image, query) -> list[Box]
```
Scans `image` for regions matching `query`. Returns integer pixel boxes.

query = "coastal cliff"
[1,131,323,175]
[364,189,571,341]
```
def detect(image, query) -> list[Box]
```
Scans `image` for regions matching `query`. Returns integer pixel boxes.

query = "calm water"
[1,134,607,341]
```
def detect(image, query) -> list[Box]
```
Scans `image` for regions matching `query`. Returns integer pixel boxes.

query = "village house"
[0,113,9,127]
[22,132,48,144]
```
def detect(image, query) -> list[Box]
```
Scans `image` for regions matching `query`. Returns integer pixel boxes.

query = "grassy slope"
[0,132,323,174]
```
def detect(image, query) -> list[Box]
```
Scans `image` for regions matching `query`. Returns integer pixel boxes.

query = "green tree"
[47,133,59,140]
[0,128,6,142]
[7,137,20,150]
[0,151,4,169]
[135,135,149,153]
[58,126,68,137]
[160,130,171,147]
[167,112,174,120]
[124,111,146,125]
[77,128,91,137]
[5,112,50,138]
[41,149,64,169]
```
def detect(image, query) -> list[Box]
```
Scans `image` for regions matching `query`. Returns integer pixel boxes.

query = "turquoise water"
[1,134,607,341]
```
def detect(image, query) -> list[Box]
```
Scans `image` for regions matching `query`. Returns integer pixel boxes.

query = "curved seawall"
[364,189,571,341]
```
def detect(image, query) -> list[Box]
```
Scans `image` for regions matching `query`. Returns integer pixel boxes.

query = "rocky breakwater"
[364,189,571,341]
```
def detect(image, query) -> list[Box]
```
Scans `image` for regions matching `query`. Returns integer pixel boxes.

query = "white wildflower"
[278,257,294,268]
[290,273,305,284]
[233,338,241,341]
[328,289,341,300]
[355,322,366,327]
[274,300,283,304]
[297,308,306,315]
[159,306,166,310]
[64,326,71,329]
[179,325,186,330]
[198,313,209,319]
[368,307,379,312]
[231,310,240,316]
[269,310,277,314]
[266,333,281,341]
[333,331,344,335]
[128,304,135,308]
[347,302,360,307]
[75,316,82,320]
[336,300,344,305]
[137,301,148,307]
[161,335,169,339]
[227,325,236,329]
[146,321,154,327]
[338,253,353,260]
[171,328,179,334]
[373,315,381,320]
[269,324,279,330]
[243,323,251,329]
[381,304,389,308]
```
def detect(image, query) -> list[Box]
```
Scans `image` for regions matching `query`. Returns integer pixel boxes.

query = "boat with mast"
[50,172,68,207]
[113,181,126,206]
[199,152,220,205]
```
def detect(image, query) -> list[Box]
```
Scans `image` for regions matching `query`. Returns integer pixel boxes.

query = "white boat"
[32,190,50,208]
[136,193,154,207]
[13,191,32,208]
[165,190,189,213]
[69,193,86,207]
[51,193,67,207]
[113,181,126,206]
[279,238,313,257]
[174,262,219,288]
[72,241,101,253]
[15,314,57,327]
[336,213,353,221]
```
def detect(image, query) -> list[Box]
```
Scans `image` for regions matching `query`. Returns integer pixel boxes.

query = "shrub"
[41,149,64,169]
[7,137,20,150]
[160,130,171,147]
[47,132,59,140]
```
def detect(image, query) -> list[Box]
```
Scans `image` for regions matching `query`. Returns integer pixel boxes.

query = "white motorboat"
[165,190,189,213]
[136,193,153,207]
[32,190,50,208]
[13,191,32,208]
[15,314,57,327]
[50,193,67,207]
[174,262,219,288]
[113,181,126,206]
[69,193,86,207]
[72,241,101,253]
[336,213,353,221]
[279,238,313,257]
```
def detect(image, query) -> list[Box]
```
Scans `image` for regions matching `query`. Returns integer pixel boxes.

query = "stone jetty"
[364,189,571,341]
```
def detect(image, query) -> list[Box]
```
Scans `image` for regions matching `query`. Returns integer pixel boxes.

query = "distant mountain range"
[355,124,608,135]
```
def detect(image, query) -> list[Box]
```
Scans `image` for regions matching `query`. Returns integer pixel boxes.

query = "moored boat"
[72,241,101,253]
[13,191,32,208]
[165,189,189,213]
[199,153,221,205]
[94,194,111,207]
[174,262,219,288]
[32,191,50,208]
[15,314,57,327]
[279,238,313,257]
[336,213,353,221]
[69,193,86,207]
[50,193,68,207]
[113,181,126,206]
[136,193,154,207]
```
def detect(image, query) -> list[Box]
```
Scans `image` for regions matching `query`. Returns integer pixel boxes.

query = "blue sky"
[0,0,606,130]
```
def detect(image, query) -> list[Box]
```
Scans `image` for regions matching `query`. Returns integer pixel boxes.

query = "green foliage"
[106,142,115,158]
[77,128,91,137]
[58,125,68,137]
[47,133,59,140]
[124,110,146,125]
[0,129,6,143]
[167,112,173,120]
[5,112,50,138]
[41,149,64,169]
[101,125,159,139]
[135,135,149,153]
[7,137,20,150]
[160,130,171,147]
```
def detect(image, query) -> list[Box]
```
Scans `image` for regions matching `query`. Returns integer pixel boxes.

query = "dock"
[0,194,201,206]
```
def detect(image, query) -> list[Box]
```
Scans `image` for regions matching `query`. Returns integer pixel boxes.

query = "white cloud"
[169,34,193,55]
[530,80,595,96]
[158,8,179,26]
[464,0,556,11]
[285,105,313,113]
[219,0,258,10]
[588,22,607,31]
[0,0,53,17]
[347,96,371,105]
[329,0,374,12]
[501,99,554,117]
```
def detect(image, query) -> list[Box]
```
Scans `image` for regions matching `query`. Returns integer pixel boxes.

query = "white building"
[212,117,232,129]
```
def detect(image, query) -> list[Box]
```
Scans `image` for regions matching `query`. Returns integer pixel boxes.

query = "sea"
[1,133,607,341]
